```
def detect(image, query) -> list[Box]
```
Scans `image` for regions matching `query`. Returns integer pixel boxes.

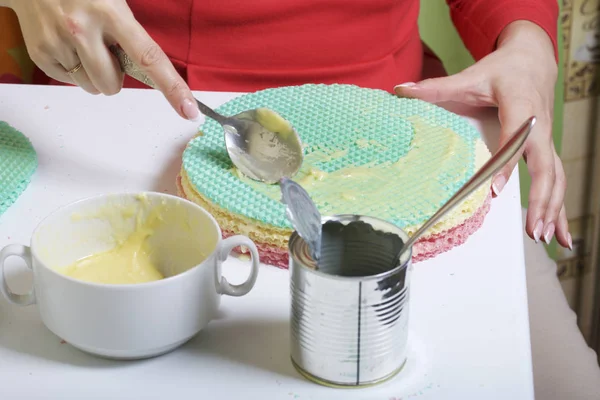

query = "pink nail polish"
[533,220,543,243]
[492,175,507,196]
[543,223,555,244]
[182,99,200,122]
[567,233,573,251]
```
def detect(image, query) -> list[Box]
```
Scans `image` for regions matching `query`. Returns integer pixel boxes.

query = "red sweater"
[49,0,559,92]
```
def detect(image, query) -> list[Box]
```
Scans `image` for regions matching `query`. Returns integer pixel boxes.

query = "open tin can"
[288,214,412,388]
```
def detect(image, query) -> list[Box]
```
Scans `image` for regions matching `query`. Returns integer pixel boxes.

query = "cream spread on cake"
[233,116,472,224]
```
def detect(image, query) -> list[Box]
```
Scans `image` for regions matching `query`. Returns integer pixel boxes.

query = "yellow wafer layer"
[179,170,292,247]
[403,139,491,236]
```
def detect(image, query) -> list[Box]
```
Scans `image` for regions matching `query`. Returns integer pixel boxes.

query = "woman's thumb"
[394,73,479,105]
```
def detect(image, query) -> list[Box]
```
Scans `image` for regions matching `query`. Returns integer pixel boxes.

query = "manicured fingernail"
[567,233,573,251]
[182,99,200,122]
[533,220,543,243]
[394,83,418,98]
[492,175,507,196]
[394,83,417,95]
[543,222,555,244]
[394,82,417,89]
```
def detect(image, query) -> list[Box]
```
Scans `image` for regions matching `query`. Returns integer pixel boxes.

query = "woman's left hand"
[395,20,571,249]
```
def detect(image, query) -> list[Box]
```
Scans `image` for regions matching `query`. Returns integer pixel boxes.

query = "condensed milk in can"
[288,214,412,387]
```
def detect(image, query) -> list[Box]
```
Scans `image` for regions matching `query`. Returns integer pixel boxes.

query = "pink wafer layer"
[223,192,492,267]
[411,192,492,262]
[222,230,290,269]
[178,175,492,267]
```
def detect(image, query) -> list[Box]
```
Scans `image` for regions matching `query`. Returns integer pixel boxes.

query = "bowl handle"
[215,236,260,297]
[0,244,36,306]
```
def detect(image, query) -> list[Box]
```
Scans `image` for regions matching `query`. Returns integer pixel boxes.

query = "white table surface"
[0,84,532,400]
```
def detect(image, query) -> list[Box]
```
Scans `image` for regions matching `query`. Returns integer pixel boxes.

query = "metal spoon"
[390,116,536,267]
[280,177,322,260]
[110,46,304,184]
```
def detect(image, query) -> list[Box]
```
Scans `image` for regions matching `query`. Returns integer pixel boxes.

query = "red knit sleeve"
[446,0,559,61]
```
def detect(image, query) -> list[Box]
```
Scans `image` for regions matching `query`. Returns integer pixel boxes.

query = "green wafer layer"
[182,84,480,229]
[0,121,37,217]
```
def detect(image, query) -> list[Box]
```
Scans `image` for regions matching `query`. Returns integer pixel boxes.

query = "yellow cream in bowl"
[56,196,165,285]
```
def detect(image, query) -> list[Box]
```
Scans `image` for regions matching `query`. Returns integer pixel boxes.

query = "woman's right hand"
[8,0,200,121]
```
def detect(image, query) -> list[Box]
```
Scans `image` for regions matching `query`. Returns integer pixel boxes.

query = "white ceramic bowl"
[0,192,260,359]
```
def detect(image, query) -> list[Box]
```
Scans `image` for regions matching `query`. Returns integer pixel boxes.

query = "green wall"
[418,0,564,258]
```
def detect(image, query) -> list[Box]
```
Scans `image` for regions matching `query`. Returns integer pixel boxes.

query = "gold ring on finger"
[66,63,83,75]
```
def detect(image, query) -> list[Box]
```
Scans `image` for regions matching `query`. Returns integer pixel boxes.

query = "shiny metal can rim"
[288,214,412,282]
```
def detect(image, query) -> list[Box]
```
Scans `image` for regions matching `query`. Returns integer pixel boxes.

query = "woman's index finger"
[111,20,193,116]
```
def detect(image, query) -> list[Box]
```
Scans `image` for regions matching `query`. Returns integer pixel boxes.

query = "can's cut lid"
[280,177,322,260]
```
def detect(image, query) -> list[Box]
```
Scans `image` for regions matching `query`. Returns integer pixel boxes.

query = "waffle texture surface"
[0,121,37,217]
[182,84,482,230]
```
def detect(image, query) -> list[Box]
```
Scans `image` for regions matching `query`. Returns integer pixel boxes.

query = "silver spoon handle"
[109,45,229,125]
[194,99,229,125]
[109,45,158,89]
[400,116,536,256]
